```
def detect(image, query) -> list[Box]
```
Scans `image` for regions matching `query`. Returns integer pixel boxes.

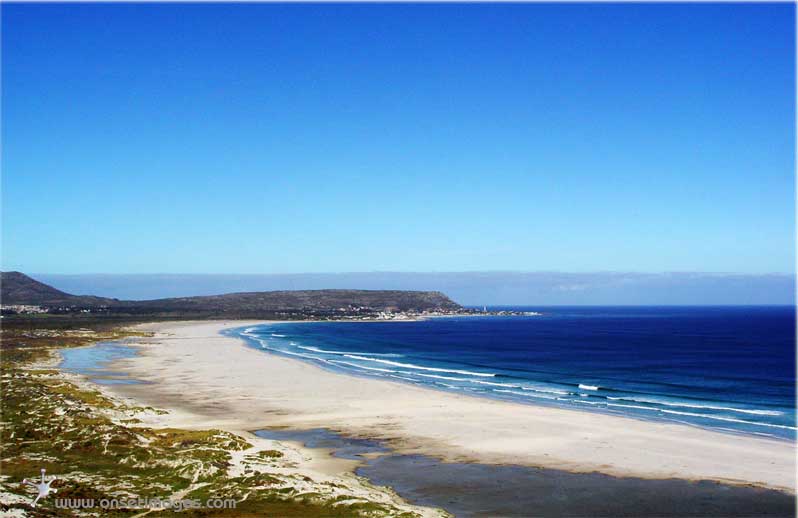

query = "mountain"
[0,272,462,317]
[130,289,459,313]
[1,271,115,307]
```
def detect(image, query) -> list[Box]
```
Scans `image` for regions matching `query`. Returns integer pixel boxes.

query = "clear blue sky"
[2,3,795,275]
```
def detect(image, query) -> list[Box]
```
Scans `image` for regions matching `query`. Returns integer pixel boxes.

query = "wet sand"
[258,427,796,517]
[101,321,796,505]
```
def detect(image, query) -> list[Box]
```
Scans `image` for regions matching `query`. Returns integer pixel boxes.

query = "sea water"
[234,306,796,439]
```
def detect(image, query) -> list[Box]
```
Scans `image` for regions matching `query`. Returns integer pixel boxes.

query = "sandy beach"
[102,320,796,494]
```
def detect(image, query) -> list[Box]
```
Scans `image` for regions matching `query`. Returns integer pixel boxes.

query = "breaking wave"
[605,396,783,416]
[342,354,495,377]
[298,345,402,357]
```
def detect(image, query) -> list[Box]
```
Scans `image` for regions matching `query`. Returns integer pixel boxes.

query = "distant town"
[1,272,540,320]
[1,303,539,320]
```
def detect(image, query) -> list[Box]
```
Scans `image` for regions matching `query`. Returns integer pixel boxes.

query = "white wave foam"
[258,343,329,363]
[657,409,797,430]
[578,384,599,391]
[521,386,571,396]
[279,350,328,361]
[398,371,469,382]
[493,389,557,400]
[298,346,402,358]
[327,359,396,373]
[469,380,520,388]
[571,398,603,405]
[343,354,495,377]
[605,396,783,416]
[390,374,419,382]
[604,402,796,430]
[398,371,468,381]
[606,402,660,412]
[271,334,286,337]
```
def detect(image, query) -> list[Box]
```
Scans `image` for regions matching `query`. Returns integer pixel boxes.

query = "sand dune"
[105,321,796,493]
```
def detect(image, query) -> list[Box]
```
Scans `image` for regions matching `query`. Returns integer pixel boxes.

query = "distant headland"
[1,271,488,320]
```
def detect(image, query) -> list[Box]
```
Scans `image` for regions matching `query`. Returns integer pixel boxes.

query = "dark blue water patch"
[234,306,797,439]
[253,427,795,517]
[360,455,795,517]
[254,428,387,460]
[59,341,143,385]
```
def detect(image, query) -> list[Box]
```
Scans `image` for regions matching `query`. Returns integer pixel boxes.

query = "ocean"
[234,306,796,440]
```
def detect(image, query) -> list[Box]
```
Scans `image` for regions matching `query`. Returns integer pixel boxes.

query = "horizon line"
[21,270,798,277]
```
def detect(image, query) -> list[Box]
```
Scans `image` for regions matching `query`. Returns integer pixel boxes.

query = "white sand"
[105,321,796,493]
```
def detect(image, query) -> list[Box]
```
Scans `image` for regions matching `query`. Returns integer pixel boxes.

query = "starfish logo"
[22,468,58,507]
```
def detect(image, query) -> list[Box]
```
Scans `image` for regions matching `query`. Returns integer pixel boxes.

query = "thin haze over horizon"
[32,271,797,306]
[2,4,795,277]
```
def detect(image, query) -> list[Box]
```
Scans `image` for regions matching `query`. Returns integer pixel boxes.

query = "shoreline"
[95,320,795,494]
[52,322,444,518]
[233,320,796,445]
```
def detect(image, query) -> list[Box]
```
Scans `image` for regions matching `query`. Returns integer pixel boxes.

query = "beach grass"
[0,320,437,517]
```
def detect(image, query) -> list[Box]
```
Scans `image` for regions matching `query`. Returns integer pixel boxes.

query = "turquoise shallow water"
[59,341,142,385]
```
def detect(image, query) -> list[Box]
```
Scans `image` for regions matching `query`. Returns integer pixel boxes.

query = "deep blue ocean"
[235,306,796,439]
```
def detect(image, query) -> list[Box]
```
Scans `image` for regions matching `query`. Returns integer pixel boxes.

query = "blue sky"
[2,3,795,275]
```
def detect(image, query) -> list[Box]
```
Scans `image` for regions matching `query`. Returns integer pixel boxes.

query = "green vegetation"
[0,319,432,517]
[2,271,464,320]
